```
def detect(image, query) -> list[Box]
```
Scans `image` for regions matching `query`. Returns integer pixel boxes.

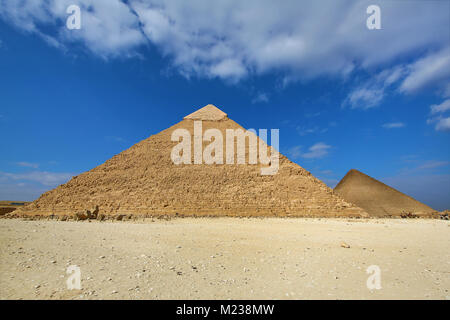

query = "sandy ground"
[0,218,449,300]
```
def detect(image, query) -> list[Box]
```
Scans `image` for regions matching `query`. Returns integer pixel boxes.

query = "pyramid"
[16,105,367,218]
[334,169,437,217]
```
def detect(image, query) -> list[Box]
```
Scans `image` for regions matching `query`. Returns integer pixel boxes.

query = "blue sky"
[0,0,449,210]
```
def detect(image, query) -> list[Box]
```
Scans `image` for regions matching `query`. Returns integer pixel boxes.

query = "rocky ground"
[0,218,449,300]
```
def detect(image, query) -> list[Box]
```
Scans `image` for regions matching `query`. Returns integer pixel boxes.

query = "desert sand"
[1,218,448,300]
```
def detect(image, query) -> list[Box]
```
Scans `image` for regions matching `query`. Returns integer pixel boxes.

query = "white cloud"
[131,0,450,81]
[0,0,145,57]
[296,126,328,136]
[302,142,331,159]
[427,98,450,132]
[251,92,269,104]
[378,67,405,87]
[398,159,450,175]
[434,117,450,132]
[289,142,331,160]
[209,59,247,80]
[343,87,384,109]
[343,65,408,109]
[344,46,450,109]
[417,160,449,170]
[399,47,450,94]
[430,99,450,115]
[1,0,448,82]
[0,182,48,201]
[105,136,127,143]
[16,161,39,169]
[382,122,405,129]
[0,171,74,186]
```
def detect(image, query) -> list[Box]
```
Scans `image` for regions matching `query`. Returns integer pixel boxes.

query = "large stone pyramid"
[17,105,367,218]
[334,169,437,217]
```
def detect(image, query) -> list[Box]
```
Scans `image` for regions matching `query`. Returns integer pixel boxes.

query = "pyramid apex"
[184,104,228,121]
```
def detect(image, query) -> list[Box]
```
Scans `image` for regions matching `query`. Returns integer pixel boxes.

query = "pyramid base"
[6,205,373,220]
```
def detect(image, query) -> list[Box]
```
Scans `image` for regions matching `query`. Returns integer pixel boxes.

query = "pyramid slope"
[334,169,436,217]
[16,105,367,218]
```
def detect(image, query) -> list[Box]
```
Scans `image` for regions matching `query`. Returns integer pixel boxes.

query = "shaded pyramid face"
[19,105,367,218]
[334,169,436,217]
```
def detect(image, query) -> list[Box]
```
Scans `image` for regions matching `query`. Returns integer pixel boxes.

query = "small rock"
[74,212,88,221]
[340,242,350,249]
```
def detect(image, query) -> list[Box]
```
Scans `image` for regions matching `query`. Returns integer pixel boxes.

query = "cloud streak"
[399,48,450,94]
[0,171,74,186]
[430,99,450,115]
[16,162,39,169]
[288,142,331,160]
[427,99,450,132]
[343,46,450,110]
[251,92,269,104]
[382,122,405,129]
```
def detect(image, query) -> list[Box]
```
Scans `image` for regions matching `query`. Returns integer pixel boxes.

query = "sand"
[1,218,448,300]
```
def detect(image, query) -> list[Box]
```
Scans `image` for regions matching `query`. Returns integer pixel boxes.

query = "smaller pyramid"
[334,169,437,217]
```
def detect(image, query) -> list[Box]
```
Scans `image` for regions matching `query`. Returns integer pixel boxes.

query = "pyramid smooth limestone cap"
[184,104,228,121]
